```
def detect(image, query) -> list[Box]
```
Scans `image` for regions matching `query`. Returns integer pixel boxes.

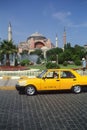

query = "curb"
[0,86,16,90]
[0,76,20,80]
[0,76,36,80]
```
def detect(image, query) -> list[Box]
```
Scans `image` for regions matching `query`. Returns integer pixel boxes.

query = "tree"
[46,47,63,61]
[64,43,72,50]
[74,45,84,59]
[30,49,42,56]
[0,40,17,66]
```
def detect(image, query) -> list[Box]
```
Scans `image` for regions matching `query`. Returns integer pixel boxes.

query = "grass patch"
[60,64,81,69]
[29,64,46,70]
[29,64,82,70]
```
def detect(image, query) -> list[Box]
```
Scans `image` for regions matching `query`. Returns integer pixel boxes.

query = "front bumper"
[16,84,25,91]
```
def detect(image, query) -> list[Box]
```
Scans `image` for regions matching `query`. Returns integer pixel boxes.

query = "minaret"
[8,22,12,41]
[55,34,58,47]
[63,27,66,48]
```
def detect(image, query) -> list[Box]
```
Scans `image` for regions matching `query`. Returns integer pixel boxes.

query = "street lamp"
[56,54,58,65]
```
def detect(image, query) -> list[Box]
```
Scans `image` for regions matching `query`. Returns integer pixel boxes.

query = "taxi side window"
[46,72,53,78]
[46,71,59,78]
[60,71,75,78]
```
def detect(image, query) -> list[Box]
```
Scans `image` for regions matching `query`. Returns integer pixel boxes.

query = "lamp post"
[56,54,58,65]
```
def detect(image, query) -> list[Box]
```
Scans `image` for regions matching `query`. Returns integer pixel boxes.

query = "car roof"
[48,68,73,71]
[47,68,80,76]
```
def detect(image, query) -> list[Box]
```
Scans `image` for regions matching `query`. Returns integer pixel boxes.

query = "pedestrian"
[82,57,86,74]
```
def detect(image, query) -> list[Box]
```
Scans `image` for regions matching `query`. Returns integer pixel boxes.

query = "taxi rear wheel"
[72,85,81,94]
[25,86,36,96]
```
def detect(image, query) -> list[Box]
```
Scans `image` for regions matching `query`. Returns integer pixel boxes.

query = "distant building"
[84,44,87,49]
[18,32,54,54]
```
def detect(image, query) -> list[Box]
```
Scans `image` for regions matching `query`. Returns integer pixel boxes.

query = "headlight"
[17,80,27,86]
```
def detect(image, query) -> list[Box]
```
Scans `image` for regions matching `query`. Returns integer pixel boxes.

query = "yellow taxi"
[16,69,87,95]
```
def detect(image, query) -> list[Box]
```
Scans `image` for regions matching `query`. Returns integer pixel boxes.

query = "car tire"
[26,86,36,96]
[72,85,81,94]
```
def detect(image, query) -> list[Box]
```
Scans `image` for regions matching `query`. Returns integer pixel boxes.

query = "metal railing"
[0,69,87,78]
[0,69,41,77]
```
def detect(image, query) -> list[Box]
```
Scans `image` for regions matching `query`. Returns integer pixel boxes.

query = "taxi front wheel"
[25,86,36,96]
[72,85,81,94]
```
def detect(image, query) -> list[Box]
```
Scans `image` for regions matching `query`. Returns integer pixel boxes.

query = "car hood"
[19,76,40,81]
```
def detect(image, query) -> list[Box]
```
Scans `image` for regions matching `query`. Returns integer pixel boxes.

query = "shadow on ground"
[15,86,87,96]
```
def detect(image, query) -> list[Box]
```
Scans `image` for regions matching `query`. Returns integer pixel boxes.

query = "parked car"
[16,69,87,96]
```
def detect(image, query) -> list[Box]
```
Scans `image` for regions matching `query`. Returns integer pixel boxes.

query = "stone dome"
[27,32,47,41]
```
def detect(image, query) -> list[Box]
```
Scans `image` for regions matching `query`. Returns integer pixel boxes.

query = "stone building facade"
[18,32,54,54]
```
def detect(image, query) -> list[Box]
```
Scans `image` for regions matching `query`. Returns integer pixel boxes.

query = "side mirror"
[42,77,46,79]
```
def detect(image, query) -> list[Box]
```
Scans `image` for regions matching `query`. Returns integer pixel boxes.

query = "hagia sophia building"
[8,22,67,58]
[18,32,55,58]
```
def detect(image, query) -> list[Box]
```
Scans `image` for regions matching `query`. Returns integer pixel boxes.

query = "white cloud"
[52,11,87,28]
[68,22,87,28]
[52,11,71,22]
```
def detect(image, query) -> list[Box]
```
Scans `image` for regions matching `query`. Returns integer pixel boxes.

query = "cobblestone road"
[0,90,87,130]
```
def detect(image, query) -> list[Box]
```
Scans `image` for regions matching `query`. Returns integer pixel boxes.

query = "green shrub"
[63,61,68,66]
[74,60,81,66]
[20,59,30,66]
[36,57,41,64]
[46,62,60,69]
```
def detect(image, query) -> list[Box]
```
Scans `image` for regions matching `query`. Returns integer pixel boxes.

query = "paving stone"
[0,90,87,130]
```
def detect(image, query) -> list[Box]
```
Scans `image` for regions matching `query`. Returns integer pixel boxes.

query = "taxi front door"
[41,77,60,90]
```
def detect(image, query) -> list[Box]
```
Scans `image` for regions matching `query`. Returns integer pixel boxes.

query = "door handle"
[73,79,76,81]
[56,80,60,81]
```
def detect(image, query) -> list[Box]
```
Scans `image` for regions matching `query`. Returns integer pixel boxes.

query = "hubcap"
[74,86,81,93]
[27,87,35,95]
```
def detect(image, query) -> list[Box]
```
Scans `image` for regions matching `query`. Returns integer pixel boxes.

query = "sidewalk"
[0,79,18,90]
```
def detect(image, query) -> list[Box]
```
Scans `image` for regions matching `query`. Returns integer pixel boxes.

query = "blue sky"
[0,0,87,48]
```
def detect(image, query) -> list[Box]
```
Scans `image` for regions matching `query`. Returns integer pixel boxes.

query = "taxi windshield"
[37,70,47,78]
